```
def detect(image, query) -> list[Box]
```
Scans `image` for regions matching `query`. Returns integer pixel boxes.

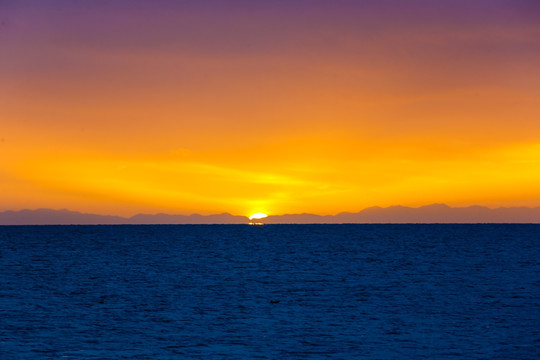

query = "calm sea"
[1,224,538,359]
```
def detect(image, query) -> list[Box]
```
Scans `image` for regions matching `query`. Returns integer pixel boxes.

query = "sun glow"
[249,212,268,220]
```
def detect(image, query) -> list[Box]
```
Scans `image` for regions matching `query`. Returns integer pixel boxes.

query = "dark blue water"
[1,224,539,359]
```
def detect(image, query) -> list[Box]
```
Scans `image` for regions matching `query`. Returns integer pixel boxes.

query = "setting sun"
[249,213,268,221]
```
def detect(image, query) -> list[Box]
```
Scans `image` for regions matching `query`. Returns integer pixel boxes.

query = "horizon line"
[0,202,540,219]
[1,203,540,225]
[2,203,540,218]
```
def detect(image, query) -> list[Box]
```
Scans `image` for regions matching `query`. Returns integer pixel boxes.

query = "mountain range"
[1,204,539,225]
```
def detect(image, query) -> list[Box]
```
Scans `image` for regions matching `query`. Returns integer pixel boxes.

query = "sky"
[1,0,540,217]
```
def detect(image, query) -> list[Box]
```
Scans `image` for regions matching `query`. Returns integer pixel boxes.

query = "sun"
[249,212,268,220]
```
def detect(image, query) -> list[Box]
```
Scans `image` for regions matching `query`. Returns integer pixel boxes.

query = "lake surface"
[1,224,539,359]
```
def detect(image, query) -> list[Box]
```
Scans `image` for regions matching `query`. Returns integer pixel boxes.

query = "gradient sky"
[1,0,540,217]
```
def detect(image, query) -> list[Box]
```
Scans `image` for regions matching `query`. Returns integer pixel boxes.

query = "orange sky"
[1,1,540,217]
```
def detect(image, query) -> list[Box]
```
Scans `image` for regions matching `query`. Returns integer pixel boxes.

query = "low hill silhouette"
[0,205,539,225]
[263,204,540,223]
[0,209,247,225]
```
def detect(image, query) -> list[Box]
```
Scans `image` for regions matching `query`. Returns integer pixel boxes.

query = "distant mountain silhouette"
[128,212,247,224]
[0,205,539,225]
[0,209,247,225]
[0,209,127,225]
[263,204,540,223]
